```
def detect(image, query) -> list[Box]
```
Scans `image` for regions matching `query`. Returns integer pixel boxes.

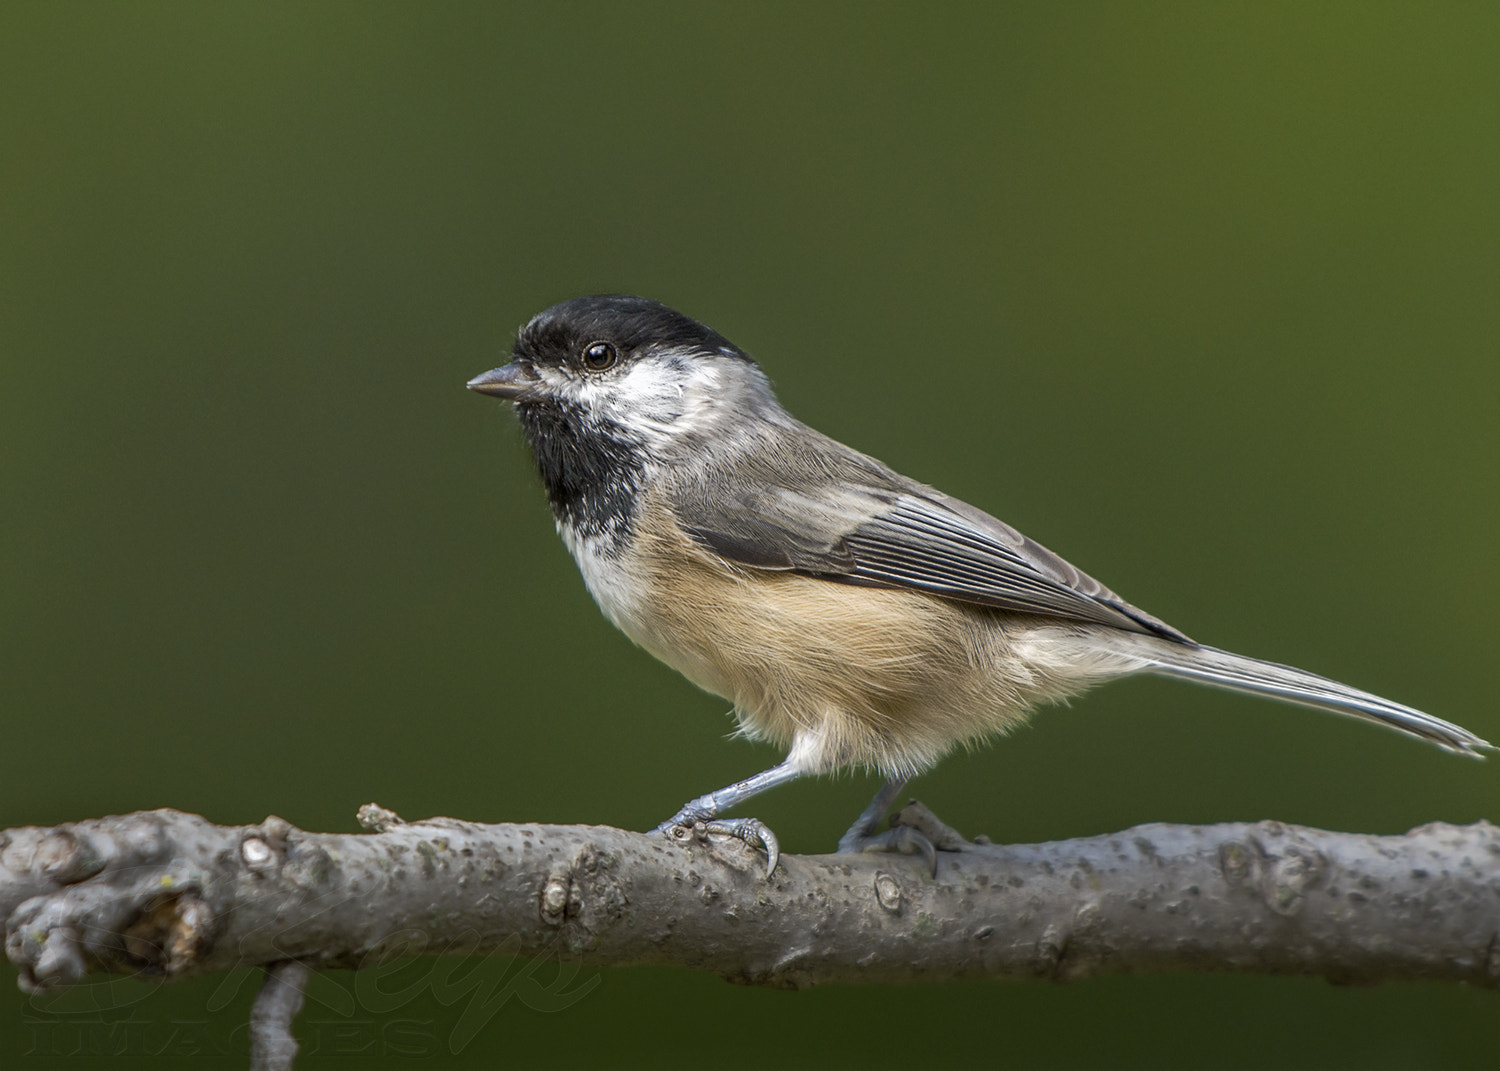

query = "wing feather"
[669,434,1187,641]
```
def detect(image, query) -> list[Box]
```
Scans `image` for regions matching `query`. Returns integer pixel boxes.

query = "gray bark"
[4,804,1499,1067]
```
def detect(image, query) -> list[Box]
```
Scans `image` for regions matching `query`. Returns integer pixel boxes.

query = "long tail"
[1081,631,1489,756]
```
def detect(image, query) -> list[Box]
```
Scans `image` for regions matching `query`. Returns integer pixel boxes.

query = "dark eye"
[581,341,617,371]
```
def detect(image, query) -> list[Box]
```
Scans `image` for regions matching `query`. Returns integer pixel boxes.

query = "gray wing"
[670,440,1189,642]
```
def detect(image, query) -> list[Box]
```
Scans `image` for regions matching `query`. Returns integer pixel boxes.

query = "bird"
[467,294,1488,875]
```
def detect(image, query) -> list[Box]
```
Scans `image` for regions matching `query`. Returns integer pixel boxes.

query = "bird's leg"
[653,760,803,876]
[836,776,909,850]
[836,776,939,875]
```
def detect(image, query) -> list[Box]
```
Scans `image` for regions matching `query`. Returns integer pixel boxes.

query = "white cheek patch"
[673,363,725,434]
[571,376,610,410]
[594,354,726,443]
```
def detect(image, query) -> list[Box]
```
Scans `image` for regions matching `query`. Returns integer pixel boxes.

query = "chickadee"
[469,294,1487,875]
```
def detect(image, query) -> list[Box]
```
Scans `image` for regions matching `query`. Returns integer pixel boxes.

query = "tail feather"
[1086,632,1489,756]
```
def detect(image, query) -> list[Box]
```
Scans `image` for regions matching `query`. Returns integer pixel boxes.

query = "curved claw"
[843,825,938,877]
[702,818,781,878]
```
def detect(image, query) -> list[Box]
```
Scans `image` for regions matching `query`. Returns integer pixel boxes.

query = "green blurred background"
[3,1,1497,1066]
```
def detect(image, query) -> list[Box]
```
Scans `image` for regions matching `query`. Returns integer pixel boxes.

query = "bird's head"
[468,295,774,452]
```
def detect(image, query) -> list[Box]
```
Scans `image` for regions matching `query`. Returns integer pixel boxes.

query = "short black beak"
[466,361,540,400]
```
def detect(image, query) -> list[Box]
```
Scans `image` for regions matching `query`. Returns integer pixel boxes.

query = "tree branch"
[4,805,1499,1066]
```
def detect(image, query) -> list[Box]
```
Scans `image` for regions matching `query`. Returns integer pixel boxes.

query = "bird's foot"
[837,799,972,877]
[654,811,781,878]
[838,823,938,875]
[704,817,780,877]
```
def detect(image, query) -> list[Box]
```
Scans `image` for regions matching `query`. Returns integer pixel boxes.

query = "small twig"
[249,960,311,1071]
